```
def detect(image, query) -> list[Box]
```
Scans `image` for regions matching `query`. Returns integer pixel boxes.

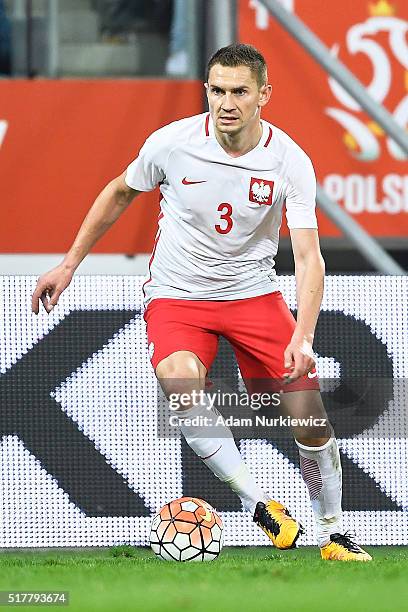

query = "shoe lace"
[253,502,281,537]
[330,531,361,553]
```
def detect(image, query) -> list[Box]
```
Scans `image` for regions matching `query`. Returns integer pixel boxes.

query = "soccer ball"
[150,496,224,562]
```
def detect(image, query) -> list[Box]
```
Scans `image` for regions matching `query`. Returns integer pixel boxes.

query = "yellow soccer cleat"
[253,500,304,549]
[320,533,372,561]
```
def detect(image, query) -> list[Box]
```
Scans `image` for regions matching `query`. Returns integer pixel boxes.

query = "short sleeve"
[125,133,165,192]
[285,155,318,229]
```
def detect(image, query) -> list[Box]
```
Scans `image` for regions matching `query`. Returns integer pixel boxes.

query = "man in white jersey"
[32,43,371,561]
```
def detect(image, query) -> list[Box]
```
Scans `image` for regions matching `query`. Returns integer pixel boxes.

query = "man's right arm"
[31,171,139,314]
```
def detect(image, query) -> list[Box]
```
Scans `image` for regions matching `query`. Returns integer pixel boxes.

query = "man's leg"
[145,296,301,548]
[281,389,371,560]
[156,350,268,515]
[280,390,342,545]
[220,292,371,559]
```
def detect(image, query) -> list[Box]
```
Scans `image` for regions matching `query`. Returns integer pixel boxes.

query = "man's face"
[205,64,271,136]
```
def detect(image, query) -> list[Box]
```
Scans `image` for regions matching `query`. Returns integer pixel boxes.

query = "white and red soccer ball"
[150,497,224,562]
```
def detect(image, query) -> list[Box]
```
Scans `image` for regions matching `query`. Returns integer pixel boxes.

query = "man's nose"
[221,92,236,111]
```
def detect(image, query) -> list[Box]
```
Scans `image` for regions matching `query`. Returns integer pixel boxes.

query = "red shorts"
[143,292,319,393]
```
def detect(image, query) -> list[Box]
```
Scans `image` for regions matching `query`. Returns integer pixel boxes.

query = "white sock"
[176,398,268,514]
[296,436,342,547]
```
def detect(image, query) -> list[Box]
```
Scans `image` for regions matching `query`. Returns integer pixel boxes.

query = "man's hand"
[31,265,74,314]
[283,333,316,384]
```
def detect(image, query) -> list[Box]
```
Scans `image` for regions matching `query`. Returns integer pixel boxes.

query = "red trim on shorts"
[264,126,273,148]
[205,113,210,137]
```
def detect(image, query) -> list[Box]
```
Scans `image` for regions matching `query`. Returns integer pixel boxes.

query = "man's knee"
[156,351,205,379]
[156,351,206,402]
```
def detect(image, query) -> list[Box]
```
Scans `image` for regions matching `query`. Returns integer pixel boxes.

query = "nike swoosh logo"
[308,371,318,379]
[182,177,207,185]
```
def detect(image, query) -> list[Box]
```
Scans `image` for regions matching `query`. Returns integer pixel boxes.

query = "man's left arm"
[283,228,325,383]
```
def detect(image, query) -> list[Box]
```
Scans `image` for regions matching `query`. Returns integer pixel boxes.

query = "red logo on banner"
[249,177,274,205]
[240,0,408,237]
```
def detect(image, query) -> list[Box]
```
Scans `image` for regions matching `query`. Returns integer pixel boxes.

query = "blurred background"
[0,0,407,274]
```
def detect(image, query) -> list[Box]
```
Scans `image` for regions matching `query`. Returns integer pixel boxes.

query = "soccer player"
[32,43,371,561]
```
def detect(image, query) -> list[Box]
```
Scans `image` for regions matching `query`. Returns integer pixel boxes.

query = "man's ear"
[259,83,272,107]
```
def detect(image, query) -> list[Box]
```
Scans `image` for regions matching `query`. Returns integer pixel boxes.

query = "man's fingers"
[283,353,312,383]
[40,293,51,312]
[31,289,40,314]
[38,287,60,314]
[49,289,61,307]
[31,267,71,315]
[283,348,294,369]
[291,367,304,380]
[31,282,46,304]
[282,341,316,384]
[304,356,316,374]
[283,348,295,385]
[32,284,47,314]
[283,368,302,384]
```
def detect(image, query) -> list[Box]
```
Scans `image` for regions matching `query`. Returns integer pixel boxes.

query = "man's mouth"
[219,116,239,124]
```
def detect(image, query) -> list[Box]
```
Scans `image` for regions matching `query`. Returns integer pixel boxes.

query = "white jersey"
[125,113,317,304]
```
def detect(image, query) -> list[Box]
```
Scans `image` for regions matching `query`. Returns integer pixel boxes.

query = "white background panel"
[0,276,407,546]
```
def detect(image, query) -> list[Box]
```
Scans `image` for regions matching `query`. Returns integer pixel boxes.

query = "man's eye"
[235,90,246,95]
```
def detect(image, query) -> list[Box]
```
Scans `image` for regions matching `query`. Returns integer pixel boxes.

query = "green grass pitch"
[1,546,407,612]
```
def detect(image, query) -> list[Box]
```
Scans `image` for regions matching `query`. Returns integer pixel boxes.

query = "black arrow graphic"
[1,310,150,517]
[182,315,401,512]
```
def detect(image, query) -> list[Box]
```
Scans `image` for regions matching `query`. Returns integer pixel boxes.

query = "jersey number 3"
[215,203,233,235]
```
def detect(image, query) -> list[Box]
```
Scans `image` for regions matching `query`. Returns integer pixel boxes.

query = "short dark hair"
[206,43,267,87]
